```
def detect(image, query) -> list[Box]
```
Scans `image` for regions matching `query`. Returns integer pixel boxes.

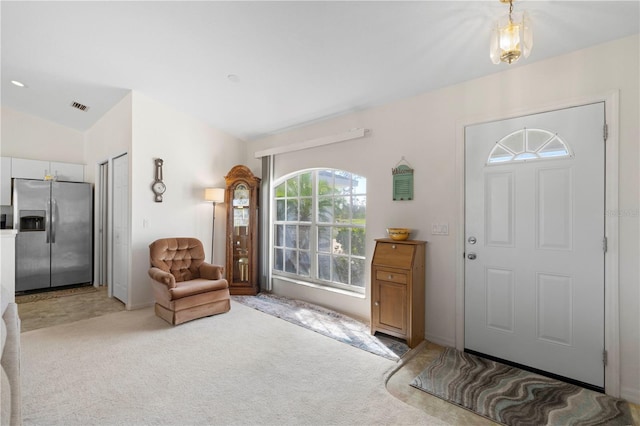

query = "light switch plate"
[431,223,449,235]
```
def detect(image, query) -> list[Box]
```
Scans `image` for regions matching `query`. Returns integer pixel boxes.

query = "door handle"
[51,198,57,243]
[467,253,477,260]
[46,199,51,243]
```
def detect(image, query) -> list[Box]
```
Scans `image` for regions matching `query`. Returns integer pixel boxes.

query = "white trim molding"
[455,90,621,397]
[254,128,368,158]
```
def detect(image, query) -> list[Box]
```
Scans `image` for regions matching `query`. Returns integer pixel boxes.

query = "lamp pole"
[205,188,225,263]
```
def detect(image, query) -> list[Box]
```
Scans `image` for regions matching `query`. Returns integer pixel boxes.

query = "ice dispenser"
[19,210,46,231]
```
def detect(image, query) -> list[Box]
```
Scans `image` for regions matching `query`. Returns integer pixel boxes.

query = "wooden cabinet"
[371,238,426,348]
[224,165,260,295]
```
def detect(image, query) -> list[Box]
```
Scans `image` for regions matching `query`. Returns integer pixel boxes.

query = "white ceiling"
[2,1,638,141]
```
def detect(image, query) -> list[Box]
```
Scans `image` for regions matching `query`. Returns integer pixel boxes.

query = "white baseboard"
[127,300,154,311]
[425,332,455,348]
[621,386,640,405]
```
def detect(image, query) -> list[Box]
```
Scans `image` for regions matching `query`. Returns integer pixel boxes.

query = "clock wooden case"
[224,165,260,295]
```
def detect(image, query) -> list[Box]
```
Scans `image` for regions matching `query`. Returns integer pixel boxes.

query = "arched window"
[487,128,572,165]
[273,169,366,292]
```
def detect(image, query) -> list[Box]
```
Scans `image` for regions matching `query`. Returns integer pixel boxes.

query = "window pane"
[334,228,350,254]
[501,131,524,154]
[286,177,298,197]
[274,248,283,271]
[318,254,331,280]
[299,198,312,222]
[285,250,297,273]
[275,182,286,198]
[334,196,350,223]
[286,199,299,221]
[538,137,569,158]
[318,196,333,223]
[332,256,349,284]
[351,227,366,256]
[352,196,366,222]
[299,251,310,276]
[275,224,284,247]
[334,171,352,195]
[350,258,366,287]
[300,172,312,197]
[353,174,366,195]
[285,225,297,248]
[318,226,331,253]
[527,129,554,152]
[299,225,310,250]
[276,199,286,221]
[318,170,333,195]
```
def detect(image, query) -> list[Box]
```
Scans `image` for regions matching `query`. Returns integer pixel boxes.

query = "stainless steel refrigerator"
[13,179,92,292]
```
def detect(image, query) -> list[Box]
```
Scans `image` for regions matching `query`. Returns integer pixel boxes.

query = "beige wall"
[246,35,639,403]
[128,92,246,308]
[84,92,133,184]
[0,107,85,163]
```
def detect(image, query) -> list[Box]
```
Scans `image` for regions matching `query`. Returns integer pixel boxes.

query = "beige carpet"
[20,300,447,426]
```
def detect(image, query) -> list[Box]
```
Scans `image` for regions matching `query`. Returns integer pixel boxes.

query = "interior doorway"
[464,103,606,390]
[95,153,130,306]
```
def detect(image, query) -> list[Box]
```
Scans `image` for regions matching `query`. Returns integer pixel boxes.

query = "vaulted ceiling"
[2,1,638,141]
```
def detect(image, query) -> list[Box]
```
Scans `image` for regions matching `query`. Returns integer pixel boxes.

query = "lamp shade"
[204,188,225,203]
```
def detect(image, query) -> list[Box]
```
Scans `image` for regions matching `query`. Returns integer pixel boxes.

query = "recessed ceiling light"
[11,80,26,88]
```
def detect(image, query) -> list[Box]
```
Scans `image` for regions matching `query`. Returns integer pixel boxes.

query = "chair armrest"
[199,262,224,280]
[148,267,176,288]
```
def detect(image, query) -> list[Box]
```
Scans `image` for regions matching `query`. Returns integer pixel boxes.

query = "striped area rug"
[410,347,634,426]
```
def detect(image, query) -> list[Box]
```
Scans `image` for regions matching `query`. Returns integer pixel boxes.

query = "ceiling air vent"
[70,101,89,112]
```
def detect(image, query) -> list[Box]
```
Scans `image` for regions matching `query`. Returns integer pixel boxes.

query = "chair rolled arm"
[148,267,176,288]
[199,262,224,280]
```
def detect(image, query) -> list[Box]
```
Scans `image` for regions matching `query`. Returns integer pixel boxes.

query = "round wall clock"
[152,158,166,202]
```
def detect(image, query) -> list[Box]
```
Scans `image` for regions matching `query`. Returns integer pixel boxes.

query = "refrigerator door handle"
[51,198,57,244]
[46,199,51,243]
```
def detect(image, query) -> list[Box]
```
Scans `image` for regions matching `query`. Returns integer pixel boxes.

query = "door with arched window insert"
[464,103,605,389]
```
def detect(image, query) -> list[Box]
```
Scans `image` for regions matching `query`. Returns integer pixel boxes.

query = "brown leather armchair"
[148,237,230,325]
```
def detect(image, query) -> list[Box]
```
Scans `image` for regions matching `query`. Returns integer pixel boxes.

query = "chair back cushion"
[149,238,205,282]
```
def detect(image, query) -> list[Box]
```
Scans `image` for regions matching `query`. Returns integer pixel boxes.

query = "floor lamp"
[204,188,225,263]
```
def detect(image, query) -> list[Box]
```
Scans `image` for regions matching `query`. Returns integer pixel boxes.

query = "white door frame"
[454,91,620,397]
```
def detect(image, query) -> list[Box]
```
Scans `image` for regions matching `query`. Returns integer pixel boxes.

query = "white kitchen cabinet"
[11,158,49,180]
[11,158,84,182]
[0,157,11,205]
[50,161,84,182]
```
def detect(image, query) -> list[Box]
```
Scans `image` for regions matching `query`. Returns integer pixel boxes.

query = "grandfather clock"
[224,165,260,295]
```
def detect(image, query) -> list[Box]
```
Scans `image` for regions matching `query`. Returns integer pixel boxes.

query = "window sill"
[272,275,365,299]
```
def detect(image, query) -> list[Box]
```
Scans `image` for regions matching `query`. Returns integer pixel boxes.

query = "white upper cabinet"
[11,158,84,182]
[0,157,11,205]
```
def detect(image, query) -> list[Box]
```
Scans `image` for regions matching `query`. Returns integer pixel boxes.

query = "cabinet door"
[11,158,49,180]
[0,157,11,205]
[373,279,407,335]
[50,161,84,182]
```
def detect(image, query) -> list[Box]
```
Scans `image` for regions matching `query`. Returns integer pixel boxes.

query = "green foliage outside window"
[273,169,366,290]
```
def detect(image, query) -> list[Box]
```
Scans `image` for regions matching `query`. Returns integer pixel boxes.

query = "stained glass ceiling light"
[490,0,533,65]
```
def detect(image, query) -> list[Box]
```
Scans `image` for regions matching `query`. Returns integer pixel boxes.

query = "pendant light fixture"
[490,0,532,64]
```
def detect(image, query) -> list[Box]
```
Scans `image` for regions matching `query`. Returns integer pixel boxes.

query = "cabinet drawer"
[375,270,407,284]
[372,242,414,268]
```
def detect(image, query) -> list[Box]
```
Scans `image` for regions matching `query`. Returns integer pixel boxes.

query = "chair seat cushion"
[169,278,229,300]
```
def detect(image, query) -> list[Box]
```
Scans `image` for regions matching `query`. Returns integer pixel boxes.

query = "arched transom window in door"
[486,128,573,165]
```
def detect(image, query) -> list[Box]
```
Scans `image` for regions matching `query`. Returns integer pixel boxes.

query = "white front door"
[464,103,605,388]
[112,154,129,305]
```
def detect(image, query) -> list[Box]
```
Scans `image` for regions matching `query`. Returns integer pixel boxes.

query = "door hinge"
[603,237,608,253]
[603,349,608,366]
[603,124,608,142]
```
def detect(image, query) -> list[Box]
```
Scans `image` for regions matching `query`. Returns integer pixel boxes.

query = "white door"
[112,154,129,304]
[464,103,605,388]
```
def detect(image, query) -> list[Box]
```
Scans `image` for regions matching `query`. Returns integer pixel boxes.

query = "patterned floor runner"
[411,347,634,426]
[232,293,409,360]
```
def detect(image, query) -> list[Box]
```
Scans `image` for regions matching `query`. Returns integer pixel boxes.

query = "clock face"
[152,181,166,195]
